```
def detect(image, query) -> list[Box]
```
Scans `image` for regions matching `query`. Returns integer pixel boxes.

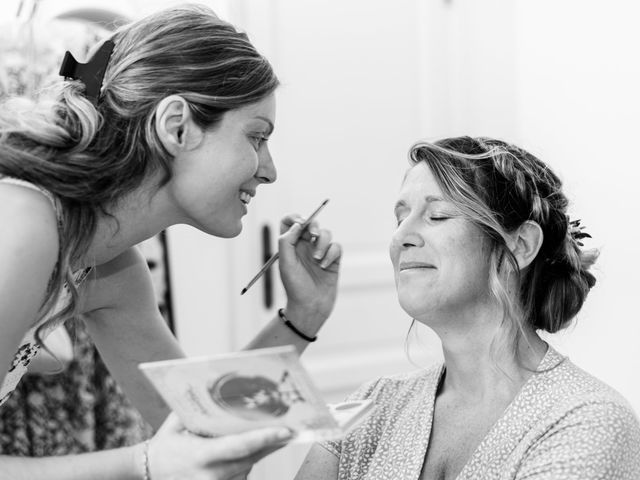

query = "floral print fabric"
[321,345,640,479]
[0,318,151,455]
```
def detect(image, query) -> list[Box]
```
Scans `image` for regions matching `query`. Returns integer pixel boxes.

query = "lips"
[399,261,435,271]
[239,190,255,205]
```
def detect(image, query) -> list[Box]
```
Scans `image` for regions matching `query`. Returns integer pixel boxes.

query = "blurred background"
[1,0,639,477]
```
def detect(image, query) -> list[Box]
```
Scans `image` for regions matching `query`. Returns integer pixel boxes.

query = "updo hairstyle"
[409,136,598,336]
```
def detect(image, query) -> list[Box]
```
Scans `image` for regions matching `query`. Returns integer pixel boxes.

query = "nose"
[391,218,424,250]
[256,147,277,184]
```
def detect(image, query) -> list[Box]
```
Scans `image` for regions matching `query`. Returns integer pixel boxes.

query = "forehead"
[398,163,442,198]
[232,93,276,120]
[214,93,276,134]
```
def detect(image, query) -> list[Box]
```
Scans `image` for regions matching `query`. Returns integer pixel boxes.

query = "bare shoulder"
[0,182,59,383]
[0,182,59,274]
[294,444,339,480]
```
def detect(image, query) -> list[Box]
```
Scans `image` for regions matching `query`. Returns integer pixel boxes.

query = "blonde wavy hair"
[408,136,598,365]
[0,4,279,342]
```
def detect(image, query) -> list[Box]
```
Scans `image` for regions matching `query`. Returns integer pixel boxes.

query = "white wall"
[513,0,640,412]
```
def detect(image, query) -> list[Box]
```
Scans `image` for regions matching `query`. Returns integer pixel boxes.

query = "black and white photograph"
[0,0,639,478]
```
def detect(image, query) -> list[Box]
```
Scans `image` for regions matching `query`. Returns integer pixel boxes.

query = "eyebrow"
[254,116,274,135]
[394,195,445,212]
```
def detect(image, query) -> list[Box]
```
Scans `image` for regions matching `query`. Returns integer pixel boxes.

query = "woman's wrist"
[278,309,317,342]
[283,302,329,337]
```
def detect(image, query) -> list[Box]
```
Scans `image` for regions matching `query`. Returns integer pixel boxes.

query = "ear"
[508,220,544,270]
[155,95,203,155]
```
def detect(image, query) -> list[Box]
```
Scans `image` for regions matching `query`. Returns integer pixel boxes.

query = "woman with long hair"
[0,5,341,479]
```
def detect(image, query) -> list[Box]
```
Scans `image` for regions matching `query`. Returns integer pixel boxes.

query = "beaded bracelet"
[278,308,317,342]
[142,439,151,480]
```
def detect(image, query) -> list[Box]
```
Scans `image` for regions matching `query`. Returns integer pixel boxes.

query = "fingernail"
[314,250,323,260]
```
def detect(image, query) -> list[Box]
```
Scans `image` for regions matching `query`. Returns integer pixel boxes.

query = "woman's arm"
[294,445,340,480]
[0,418,293,480]
[47,247,295,479]
[80,246,185,430]
[0,445,141,480]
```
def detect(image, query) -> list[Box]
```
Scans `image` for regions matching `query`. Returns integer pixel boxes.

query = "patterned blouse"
[321,345,640,479]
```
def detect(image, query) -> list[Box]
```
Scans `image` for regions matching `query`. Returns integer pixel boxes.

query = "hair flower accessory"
[568,218,592,247]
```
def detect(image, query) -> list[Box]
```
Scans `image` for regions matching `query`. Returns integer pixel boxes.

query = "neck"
[424,302,548,403]
[79,183,174,268]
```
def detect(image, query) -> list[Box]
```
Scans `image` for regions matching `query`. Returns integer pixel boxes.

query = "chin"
[398,291,436,319]
[398,296,423,319]
[196,220,243,238]
[220,223,243,238]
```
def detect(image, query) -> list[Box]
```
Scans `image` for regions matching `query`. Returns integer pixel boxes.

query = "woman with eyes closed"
[295,136,640,480]
[0,5,342,480]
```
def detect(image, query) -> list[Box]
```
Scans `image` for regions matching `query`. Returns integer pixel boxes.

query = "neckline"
[418,343,565,480]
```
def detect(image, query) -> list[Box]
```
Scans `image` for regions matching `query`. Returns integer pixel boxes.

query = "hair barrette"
[59,40,115,106]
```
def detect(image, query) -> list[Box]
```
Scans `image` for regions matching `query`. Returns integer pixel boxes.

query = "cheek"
[436,235,482,286]
[389,242,401,281]
[247,155,260,176]
[242,146,260,174]
[451,240,491,291]
[216,143,258,182]
[389,241,398,265]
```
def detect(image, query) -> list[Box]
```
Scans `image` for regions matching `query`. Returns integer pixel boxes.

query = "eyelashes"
[395,215,451,227]
[249,134,269,150]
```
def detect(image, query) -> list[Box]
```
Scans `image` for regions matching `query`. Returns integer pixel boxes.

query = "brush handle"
[241,252,279,295]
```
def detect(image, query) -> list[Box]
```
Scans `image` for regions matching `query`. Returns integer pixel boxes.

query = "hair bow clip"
[568,219,592,247]
[59,40,115,106]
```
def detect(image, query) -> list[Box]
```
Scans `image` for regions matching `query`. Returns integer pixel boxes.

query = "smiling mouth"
[239,191,253,205]
[399,263,435,271]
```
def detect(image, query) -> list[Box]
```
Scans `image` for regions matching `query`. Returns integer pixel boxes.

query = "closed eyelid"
[394,199,409,214]
[253,116,274,135]
[394,208,409,224]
